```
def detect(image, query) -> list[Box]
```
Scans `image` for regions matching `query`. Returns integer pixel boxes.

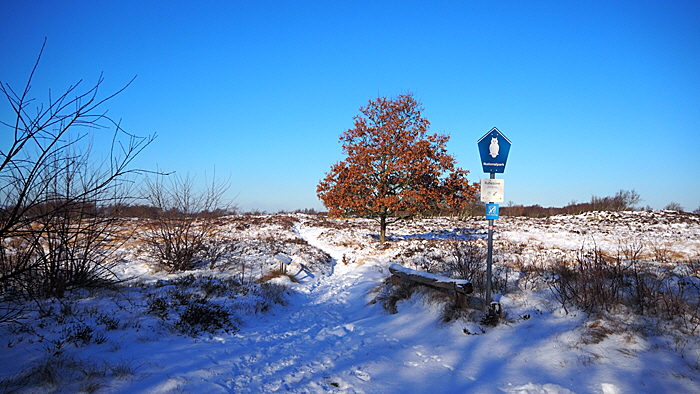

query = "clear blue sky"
[2,0,698,213]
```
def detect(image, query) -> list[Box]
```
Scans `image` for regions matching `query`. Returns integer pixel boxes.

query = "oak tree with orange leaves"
[317,93,477,242]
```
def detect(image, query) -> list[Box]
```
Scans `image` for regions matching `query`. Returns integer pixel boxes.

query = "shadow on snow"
[370,227,487,242]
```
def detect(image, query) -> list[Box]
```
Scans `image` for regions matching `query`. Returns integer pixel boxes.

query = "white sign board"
[481,179,504,203]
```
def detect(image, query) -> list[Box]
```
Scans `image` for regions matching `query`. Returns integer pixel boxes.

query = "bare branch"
[0,40,154,302]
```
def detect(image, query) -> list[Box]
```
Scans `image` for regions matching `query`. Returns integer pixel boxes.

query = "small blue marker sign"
[486,203,500,220]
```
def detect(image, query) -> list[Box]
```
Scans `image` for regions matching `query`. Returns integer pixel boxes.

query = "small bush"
[200,276,243,298]
[255,282,290,312]
[549,247,629,314]
[63,324,94,347]
[371,275,483,325]
[174,302,234,336]
[172,289,204,306]
[439,240,510,298]
[548,244,700,334]
[146,295,171,319]
[439,299,475,323]
[664,202,684,212]
[370,277,417,314]
[142,173,232,273]
[444,240,486,295]
[259,269,300,283]
[143,274,289,336]
[0,354,139,393]
[97,313,120,331]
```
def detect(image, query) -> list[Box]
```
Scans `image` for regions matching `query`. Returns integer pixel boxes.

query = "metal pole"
[486,172,495,306]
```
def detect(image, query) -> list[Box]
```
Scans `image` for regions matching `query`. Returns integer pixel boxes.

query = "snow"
[1,211,700,393]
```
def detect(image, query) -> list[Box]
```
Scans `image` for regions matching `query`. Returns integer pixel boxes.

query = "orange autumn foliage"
[317,94,477,242]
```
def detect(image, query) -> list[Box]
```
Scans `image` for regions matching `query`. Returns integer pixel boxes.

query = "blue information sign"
[477,128,511,173]
[486,203,500,220]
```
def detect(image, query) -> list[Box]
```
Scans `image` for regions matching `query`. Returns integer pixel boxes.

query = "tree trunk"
[379,215,387,243]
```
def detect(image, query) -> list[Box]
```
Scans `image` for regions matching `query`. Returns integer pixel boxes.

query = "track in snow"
[129,223,392,393]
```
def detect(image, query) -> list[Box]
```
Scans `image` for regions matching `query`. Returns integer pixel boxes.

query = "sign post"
[477,128,511,313]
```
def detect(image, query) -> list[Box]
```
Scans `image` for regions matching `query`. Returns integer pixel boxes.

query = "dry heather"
[300,211,699,334]
[123,214,332,280]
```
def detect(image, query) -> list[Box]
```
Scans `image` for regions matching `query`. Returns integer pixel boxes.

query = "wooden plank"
[389,263,473,294]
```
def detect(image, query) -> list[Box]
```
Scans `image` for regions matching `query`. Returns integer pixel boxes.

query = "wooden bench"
[389,263,472,307]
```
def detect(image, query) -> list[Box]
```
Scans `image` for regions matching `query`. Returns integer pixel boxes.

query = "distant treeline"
[6,189,690,221]
[97,205,324,218]
[0,202,236,220]
[501,189,646,218]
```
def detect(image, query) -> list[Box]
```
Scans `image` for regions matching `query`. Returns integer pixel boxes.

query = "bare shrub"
[0,354,138,393]
[502,189,641,217]
[650,240,673,264]
[14,202,127,299]
[174,302,234,336]
[657,279,689,320]
[664,202,684,212]
[590,189,641,212]
[371,277,420,314]
[618,238,645,263]
[146,295,170,320]
[442,240,512,298]
[0,40,153,307]
[142,173,233,272]
[549,247,629,314]
[142,274,289,336]
[443,240,485,281]
[547,241,700,334]
[617,239,651,315]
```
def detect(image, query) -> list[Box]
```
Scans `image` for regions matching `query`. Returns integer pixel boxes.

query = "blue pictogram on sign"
[486,203,500,220]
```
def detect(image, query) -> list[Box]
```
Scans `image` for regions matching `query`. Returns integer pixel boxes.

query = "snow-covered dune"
[1,211,699,393]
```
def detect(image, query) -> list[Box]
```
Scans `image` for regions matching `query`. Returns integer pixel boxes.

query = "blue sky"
[1,0,698,213]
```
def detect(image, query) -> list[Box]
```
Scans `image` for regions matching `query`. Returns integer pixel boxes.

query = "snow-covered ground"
[1,211,700,393]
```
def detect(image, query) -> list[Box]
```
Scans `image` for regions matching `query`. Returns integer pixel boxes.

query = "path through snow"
[118,223,394,393]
